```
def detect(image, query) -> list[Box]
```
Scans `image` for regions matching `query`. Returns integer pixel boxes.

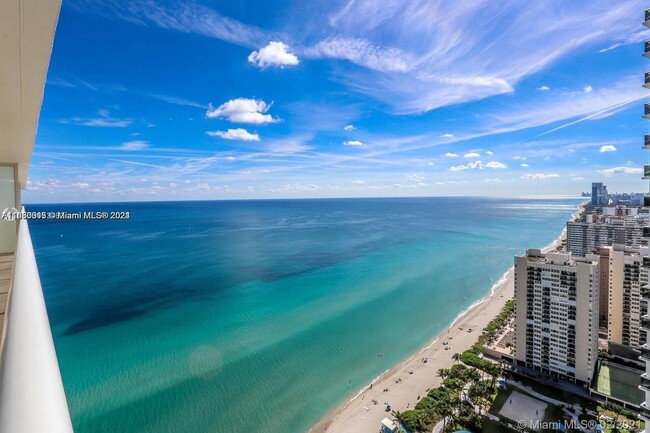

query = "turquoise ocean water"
[27,197,580,433]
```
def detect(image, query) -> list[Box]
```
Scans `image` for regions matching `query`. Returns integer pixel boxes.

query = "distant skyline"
[26,0,650,202]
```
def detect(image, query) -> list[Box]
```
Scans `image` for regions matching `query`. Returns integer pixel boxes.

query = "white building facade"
[514,250,599,387]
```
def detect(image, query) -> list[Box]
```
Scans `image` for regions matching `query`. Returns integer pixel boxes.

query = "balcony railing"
[642,374,650,391]
[645,73,650,90]
[640,401,650,419]
[644,165,650,179]
[0,219,73,433]
[643,314,650,329]
[645,9,650,27]
[645,41,650,59]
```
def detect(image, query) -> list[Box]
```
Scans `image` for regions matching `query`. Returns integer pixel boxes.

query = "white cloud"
[537,85,550,91]
[520,163,530,168]
[207,128,260,141]
[599,144,617,153]
[485,161,507,169]
[344,124,356,131]
[120,140,150,150]
[206,98,279,124]
[444,152,458,158]
[572,177,584,181]
[248,41,299,68]
[599,166,643,176]
[343,140,364,146]
[441,133,454,138]
[449,160,506,171]
[513,156,527,160]
[520,173,560,180]
[464,152,480,158]
[485,150,493,155]
[583,85,593,93]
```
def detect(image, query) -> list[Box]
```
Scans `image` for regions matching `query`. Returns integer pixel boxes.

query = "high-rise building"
[598,245,648,353]
[592,182,604,206]
[566,214,647,257]
[640,9,650,429]
[513,249,599,387]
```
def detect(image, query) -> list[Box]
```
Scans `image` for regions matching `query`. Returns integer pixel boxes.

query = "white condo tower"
[641,8,650,432]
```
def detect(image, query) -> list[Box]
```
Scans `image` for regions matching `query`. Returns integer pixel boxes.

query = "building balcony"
[645,103,650,119]
[640,343,650,356]
[640,401,650,419]
[645,41,650,59]
[642,373,650,391]
[645,9,650,28]
[0,218,74,432]
[643,314,650,329]
[644,165,650,179]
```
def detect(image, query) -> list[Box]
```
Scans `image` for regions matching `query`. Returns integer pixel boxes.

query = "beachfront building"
[597,245,648,356]
[513,250,599,387]
[566,213,647,257]
[641,8,650,430]
[592,182,606,206]
[0,1,72,433]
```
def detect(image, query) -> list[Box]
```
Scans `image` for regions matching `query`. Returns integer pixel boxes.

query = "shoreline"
[308,203,584,433]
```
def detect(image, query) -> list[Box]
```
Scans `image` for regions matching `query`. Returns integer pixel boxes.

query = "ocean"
[27,197,581,433]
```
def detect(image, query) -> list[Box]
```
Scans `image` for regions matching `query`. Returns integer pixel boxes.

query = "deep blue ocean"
[26,197,580,433]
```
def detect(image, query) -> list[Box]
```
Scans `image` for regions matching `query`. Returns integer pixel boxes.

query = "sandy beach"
[308,204,583,433]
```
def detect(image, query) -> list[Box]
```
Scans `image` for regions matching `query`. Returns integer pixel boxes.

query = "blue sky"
[26,0,650,202]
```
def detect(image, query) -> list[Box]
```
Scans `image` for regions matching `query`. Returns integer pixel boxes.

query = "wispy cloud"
[306,37,414,73]
[68,0,270,48]
[120,140,150,150]
[599,166,643,176]
[599,29,650,53]
[60,109,133,127]
[317,1,645,112]
[343,140,364,146]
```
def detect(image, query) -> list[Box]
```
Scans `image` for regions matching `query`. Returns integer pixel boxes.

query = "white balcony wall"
[0,218,73,433]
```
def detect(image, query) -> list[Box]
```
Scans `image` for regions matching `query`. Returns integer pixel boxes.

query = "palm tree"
[433,397,453,432]
[452,352,462,365]
[415,411,428,432]
[437,368,449,381]
[392,410,405,429]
